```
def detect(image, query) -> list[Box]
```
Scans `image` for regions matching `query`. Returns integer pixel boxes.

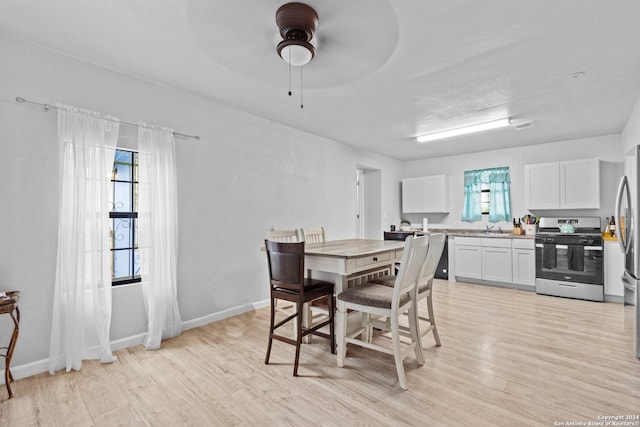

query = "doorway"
[356,167,382,239]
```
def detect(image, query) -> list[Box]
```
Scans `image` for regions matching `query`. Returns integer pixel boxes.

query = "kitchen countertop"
[402,228,536,239]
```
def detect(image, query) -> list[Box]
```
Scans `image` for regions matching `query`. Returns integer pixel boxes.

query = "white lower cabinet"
[511,239,536,288]
[604,240,624,299]
[454,237,482,279]
[454,236,534,289]
[481,239,512,283]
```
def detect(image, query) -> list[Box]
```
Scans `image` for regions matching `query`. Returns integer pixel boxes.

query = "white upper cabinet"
[560,158,600,209]
[524,162,560,209]
[524,158,600,210]
[402,175,449,213]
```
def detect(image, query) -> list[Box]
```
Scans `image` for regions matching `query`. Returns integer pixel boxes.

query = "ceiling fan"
[186,0,399,90]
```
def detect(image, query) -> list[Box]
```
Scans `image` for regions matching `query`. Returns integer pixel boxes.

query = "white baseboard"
[1,299,270,385]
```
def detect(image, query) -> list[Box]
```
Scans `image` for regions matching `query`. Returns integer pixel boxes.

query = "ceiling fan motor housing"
[276,2,318,63]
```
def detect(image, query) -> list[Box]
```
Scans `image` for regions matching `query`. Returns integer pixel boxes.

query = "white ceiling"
[2,0,640,160]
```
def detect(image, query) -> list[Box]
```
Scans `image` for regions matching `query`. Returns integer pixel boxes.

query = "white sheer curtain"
[49,105,119,373]
[138,123,182,350]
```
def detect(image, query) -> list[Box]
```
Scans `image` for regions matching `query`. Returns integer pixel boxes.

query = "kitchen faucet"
[484,225,503,234]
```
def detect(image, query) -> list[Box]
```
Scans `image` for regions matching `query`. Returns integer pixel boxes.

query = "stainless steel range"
[535,217,604,301]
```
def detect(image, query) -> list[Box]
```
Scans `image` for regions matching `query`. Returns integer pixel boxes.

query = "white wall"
[401,134,624,230]
[622,95,640,154]
[0,36,403,373]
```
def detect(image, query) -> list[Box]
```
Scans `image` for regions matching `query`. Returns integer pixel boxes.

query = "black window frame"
[110,149,141,286]
[480,183,490,215]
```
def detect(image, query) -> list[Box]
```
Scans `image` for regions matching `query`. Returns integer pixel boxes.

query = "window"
[461,167,511,223]
[480,183,490,215]
[109,149,140,285]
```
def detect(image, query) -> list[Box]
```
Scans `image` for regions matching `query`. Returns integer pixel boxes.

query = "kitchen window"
[480,184,490,215]
[462,167,511,222]
[109,149,140,285]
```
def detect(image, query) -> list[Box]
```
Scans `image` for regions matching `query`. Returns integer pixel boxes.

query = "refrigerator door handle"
[615,175,631,255]
[622,273,636,291]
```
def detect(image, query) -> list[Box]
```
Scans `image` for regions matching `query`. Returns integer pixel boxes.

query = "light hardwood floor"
[1,280,639,426]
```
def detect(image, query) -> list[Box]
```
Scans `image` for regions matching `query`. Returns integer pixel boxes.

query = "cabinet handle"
[373,257,378,261]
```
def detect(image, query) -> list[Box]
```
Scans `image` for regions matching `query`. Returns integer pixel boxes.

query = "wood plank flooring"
[1,280,639,426]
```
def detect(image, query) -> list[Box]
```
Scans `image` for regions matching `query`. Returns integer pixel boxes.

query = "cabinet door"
[560,158,600,209]
[512,249,535,287]
[524,162,560,209]
[402,175,449,213]
[401,177,424,213]
[481,247,513,283]
[454,246,482,279]
[421,175,448,212]
[604,241,624,297]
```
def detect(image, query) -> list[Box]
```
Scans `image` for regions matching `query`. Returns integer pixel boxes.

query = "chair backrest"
[420,233,446,287]
[392,235,430,305]
[301,227,325,243]
[264,240,305,292]
[265,228,301,243]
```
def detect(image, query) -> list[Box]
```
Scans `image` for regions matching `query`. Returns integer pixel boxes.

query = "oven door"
[535,242,604,285]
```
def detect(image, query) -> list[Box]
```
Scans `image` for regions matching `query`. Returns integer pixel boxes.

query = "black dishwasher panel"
[434,237,448,279]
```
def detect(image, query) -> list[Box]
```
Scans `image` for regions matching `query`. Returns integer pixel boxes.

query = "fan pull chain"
[300,66,304,109]
[288,53,292,96]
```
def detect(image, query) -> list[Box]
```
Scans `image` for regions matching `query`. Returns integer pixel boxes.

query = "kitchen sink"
[470,232,512,238]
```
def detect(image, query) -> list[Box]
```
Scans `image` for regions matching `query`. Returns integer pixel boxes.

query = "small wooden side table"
[0,291,20,399]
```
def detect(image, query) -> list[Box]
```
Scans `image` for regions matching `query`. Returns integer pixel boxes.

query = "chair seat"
[370,274,429,294]
[274,278,334,302]
[337,282,410,309]
[369,274,395,286]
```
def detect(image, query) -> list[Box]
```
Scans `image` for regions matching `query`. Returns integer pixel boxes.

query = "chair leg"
[328,293,336,354]
[362,312,372,343]
[293,300,304,376]
[336,301,347,367]
[390,314,407,390]
[427,294,441,346]
[409,302,424,365]
[265,296,276,365]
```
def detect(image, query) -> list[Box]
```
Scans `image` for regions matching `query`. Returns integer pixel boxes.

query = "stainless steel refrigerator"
[615,145,640,358]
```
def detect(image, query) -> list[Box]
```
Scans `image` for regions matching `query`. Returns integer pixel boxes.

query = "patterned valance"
[463,167,511,186]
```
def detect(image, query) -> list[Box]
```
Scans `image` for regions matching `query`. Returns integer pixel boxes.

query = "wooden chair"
[264,240,335,376]
[265,228,302,336]
[369,233,446,352]
[301,227,325,243]
[414,233,445,347]
[301,227,330,336]
[265,228,301,243]
[336,235,429,390]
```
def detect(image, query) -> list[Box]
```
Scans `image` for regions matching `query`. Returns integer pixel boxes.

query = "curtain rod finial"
[15,96,25,103]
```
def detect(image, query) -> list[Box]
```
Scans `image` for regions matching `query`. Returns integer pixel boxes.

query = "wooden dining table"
[301,238,405,343]
[303,238,405,294]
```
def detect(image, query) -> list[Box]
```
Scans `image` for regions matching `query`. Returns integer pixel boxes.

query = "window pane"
[112,249,132,280]
[133,182,138,212]
[114,162,132,181]
[133,152,138,182]
[113,150,132,180]
[133,249,141,276]
[112,218,133,249]
[113,182,132,212]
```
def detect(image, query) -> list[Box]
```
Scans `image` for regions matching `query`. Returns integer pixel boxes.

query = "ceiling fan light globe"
[277,40,315,66]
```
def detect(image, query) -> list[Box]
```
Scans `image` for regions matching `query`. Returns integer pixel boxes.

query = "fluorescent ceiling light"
[417,118,511,143]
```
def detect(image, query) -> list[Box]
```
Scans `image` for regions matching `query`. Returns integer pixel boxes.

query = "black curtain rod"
[15,96,200,141]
